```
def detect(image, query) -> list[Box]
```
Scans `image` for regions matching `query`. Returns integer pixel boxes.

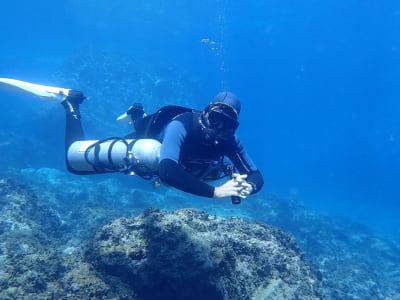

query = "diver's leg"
[60,90,87,174]
[60,90,86,151]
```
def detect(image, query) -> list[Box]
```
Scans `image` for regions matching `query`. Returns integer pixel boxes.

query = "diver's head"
[200,92,241,144]
[212,91,241,115]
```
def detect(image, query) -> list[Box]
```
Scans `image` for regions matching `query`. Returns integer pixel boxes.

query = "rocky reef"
[0,178,129,299]
[0,168,399,299]
[0,175,322,299]
[247,195,400,299]
[0,178,63,299]
[88,209,321,300]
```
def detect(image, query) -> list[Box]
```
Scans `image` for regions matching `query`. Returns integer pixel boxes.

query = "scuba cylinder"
[67,138,161,179]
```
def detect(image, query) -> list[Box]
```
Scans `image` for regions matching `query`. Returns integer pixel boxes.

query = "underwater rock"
[0,177,138,299]
[89,208,322,300]
[3,168,400,299]
[0,178,64,298]
[248,194,400,299]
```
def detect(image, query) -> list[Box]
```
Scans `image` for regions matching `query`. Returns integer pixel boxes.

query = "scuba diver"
[0,78,264,202]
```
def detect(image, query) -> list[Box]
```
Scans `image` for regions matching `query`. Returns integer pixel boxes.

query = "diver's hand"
[213,179,241,198]
[232,173,253,198]
[213,174,253,199]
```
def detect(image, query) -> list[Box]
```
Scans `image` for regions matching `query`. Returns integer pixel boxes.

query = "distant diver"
[0,78,263,203]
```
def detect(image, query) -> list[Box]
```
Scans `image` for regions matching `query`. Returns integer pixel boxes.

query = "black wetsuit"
[158,111,264,198]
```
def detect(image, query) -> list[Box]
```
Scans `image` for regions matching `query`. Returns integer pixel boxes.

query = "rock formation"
[89,208,321,300]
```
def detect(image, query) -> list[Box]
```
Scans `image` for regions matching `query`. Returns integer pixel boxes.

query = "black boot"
[61,90,86,119]
[127,103,146,125]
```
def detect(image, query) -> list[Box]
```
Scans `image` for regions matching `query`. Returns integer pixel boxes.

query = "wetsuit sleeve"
[226,137,264,194]
[158,120,215,198]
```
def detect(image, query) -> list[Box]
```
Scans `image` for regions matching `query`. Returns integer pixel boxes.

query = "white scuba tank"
[67,138,161,176]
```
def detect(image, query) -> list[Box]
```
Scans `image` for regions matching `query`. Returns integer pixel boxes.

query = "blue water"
[1,0,399,238]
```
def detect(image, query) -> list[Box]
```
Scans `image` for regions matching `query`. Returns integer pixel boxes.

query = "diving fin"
[116,111,132,124]
[0,77,71,101]
[116,103,146,125]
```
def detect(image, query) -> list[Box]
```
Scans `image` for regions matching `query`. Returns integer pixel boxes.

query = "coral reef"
[0,177,135,299]
[247,195,400,299]
[0,174,321,299]
[88,208,321,300]
[0,169,399,299]
[0,178,63,299]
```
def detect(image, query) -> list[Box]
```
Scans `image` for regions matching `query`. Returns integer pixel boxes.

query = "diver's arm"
[159,158,245,198]
[159,159,215,197]
[243,170,264,194]
[227,137,264,194]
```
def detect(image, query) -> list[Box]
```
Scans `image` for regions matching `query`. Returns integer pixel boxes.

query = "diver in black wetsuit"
[61,91,264,201]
